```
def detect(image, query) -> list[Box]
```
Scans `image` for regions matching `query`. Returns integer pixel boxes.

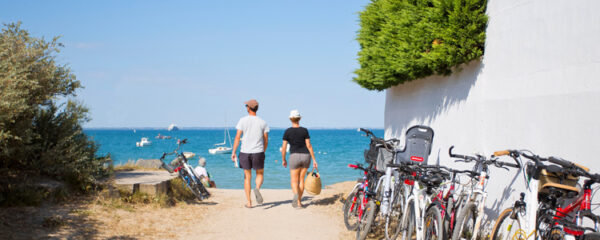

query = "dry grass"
[0,184,208,239]
[113,160,162,172]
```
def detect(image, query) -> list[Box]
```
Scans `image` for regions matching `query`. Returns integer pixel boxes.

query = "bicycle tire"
[356,199,377,240]
[385,186,404,240]
[343,188,360,230]
[491,207,523,240]
[584,232,600,240]
[400,199,416,240]
[181,171,205,201]
[452,202,477,240]
[444,197,455,238]
[189,168,211,199]
[425,205,445,240]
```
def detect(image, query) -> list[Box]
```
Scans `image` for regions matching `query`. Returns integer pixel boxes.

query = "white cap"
[198,157,206,167]
[289,109,301,118]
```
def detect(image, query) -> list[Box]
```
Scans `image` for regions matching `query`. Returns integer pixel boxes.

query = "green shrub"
[354,0,488,90]
[0,22,109,205]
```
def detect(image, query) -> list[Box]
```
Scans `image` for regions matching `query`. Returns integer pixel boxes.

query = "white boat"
[168,124,179,131]
[209,146,232,154]
[209,124,233,154]
[136,137,152,147]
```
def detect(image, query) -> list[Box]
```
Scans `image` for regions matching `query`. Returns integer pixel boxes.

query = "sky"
[1,0,385,129]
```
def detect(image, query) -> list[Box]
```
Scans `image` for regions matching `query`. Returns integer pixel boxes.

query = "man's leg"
[298,167,308,205]
[255,169,264,190]
[244,169,252,207]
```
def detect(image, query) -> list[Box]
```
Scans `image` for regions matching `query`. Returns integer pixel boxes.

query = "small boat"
[155,133,172,139]
[136,137,152,147]
[209,120,233,154]
[209,146,232,154]
[168,124,179,131]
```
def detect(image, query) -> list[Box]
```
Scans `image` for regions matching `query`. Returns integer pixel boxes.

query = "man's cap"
[245,99,259,109]
[198,157,206,167]
[289,109,301,118]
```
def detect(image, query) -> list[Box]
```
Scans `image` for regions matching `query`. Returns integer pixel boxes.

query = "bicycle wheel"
[491,208,523,240]
[584,232,600,240]
[452,202,477,240]
[181,172,205,200]
[356,199,377,240]
[425,205,445,240]
[343,188,361,230]
[400,199,416,240]
[385,186,404,240]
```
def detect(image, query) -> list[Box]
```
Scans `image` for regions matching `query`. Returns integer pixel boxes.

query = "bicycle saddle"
[420,174,444,186]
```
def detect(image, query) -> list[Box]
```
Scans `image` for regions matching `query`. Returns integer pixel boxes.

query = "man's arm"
[263,132,269,152]
[231,130,242,161]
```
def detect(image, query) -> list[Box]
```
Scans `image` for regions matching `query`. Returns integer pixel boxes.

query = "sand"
[0,181,358,240]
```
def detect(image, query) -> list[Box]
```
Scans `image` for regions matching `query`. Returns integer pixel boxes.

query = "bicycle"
[450,146,521,240]
[390,162,448,240]
[346,162,384,240]
[343,128,393,236]
[159,139,210,201]
[490,149,600,240]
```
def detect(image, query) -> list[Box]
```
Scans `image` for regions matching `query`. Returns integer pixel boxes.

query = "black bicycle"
[160,139,210,200]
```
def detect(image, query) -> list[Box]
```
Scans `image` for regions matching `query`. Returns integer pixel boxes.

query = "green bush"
[0,22,109,204]
[354,0,488,90]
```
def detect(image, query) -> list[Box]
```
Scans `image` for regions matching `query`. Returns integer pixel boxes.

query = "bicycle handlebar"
[448,146,479,162]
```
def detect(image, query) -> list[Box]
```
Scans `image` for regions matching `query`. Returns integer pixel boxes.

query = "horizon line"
[83,126,384,130]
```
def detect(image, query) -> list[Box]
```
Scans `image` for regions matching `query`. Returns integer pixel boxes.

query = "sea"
[84,128,384,189]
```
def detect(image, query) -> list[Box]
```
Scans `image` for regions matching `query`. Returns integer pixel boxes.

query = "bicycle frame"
[462,170,489,240]
[401,179,437,240]
[553,180,598,236]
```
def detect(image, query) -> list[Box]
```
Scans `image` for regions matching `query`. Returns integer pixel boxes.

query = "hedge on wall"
[354,0,488,91]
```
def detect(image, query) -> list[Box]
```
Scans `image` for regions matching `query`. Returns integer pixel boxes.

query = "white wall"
[384,0,600,232]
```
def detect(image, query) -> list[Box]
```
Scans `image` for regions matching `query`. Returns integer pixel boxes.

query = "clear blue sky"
[1,0,384,129]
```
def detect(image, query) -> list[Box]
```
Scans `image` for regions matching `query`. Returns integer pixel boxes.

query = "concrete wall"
[384,0,600,232]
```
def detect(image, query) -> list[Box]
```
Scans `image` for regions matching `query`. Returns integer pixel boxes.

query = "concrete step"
[115,170,177,196]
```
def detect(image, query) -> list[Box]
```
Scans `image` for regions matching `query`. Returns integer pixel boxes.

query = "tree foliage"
[354,0,488,91]
[0,22,109,193]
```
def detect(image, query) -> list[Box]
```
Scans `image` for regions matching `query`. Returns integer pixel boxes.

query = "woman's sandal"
[292,194,298,208]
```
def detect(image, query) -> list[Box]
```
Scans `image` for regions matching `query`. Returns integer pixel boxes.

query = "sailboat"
[209,126,233,154]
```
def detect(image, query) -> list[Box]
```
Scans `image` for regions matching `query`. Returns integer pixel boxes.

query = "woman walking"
[281,110,318,208]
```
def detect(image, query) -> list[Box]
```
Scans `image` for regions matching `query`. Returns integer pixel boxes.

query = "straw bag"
[305,168,322,195]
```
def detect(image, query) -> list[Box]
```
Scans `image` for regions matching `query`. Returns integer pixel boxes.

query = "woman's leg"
[290,168,300,196]
[298,167,308,206]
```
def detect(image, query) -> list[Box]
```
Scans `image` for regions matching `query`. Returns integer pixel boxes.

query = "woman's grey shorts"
[289,153,311,169]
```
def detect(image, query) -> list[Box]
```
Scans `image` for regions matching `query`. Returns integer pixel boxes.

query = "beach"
[0,181,357,240]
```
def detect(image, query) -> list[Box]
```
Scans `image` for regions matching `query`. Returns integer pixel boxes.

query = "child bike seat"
[396,125,434,165]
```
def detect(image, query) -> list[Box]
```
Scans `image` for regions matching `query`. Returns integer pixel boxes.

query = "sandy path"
[0,182,357,240]
[187,184,355,240]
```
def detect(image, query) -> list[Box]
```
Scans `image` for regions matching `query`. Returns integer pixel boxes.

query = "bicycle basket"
[364,140,380,163]
[396,125,434,165]
[376,148,394,170]
[538,169,579,195]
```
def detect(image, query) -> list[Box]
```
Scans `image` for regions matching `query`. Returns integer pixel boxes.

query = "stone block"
[135,159,163,169]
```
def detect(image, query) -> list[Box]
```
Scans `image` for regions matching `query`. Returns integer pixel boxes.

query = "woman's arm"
[305,138,317,169]
[281,140,288,168]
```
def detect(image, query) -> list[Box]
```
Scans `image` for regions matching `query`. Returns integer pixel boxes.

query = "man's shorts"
[239,152,265,170]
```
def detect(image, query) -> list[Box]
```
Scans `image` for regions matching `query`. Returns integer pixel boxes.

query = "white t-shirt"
[193,166,208,178]
[236,115,269,154]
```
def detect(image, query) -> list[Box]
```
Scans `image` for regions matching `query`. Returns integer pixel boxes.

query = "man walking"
[231,99,269,208]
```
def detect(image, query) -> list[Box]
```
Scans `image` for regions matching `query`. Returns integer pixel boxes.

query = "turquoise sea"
[84,129,384,189]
